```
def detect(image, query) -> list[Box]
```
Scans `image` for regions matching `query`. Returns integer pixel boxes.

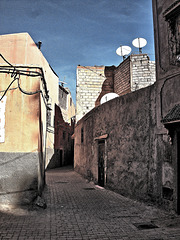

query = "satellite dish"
[132,38,147,53]
[100,93,119,104]
[116,46,132,60]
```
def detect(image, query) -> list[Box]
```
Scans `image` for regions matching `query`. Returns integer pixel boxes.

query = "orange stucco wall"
[0,32,59,157]
[0,73,40,152]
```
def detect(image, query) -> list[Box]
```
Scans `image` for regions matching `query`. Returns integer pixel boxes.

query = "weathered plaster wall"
[0,72,41,204]
[75,67,179,213]
[0,33,59,168]
[75,84,158,201]
[152,0,180,82]
[152,0,180,212]
[0,152,39,205]
[0,33,59,205]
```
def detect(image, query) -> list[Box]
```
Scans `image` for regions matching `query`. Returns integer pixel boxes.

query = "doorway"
[177,131,180,214]
[60,150,63,167]
[98,140,105,187]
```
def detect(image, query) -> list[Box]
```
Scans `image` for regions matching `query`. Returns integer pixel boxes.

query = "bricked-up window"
[164,1,180,65]
[81,127,84,143]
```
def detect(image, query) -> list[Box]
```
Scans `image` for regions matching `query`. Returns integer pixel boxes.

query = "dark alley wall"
[74,84,158,201]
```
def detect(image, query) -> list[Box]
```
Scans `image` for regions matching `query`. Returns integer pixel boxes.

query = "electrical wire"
[0,87,18,93]
[17,74,41,95]
[0,54,50,110]
[0,54,13,66]
[0,77,18,101]
[0,54,49,99]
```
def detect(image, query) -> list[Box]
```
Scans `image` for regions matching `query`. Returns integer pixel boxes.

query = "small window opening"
[81,127,84,143]
[162,187,173,200]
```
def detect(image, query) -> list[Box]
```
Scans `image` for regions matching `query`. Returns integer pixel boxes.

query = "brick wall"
[114,54,156,96]
[114,57,131,96]
[131,54,156,91]
[76,66,105,122]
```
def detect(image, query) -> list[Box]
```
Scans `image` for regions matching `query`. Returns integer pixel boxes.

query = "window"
[81,127,84,143]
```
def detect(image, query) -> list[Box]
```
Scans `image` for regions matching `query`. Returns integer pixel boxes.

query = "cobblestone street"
[1,166,180,240]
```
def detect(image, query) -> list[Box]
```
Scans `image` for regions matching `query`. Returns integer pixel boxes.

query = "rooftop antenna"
[59,78,67,87]
[116,45,132,60]
[38,41,42,50]
[132,38,147,53]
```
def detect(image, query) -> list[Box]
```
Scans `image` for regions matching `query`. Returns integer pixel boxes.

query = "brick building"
[76,66,105,122]
[76,54,156,121]
[114,54,156,95]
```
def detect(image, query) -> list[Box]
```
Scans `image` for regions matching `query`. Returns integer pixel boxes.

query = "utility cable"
[0,77,18,101]
[0,54,49,99]
[17,75,41,95]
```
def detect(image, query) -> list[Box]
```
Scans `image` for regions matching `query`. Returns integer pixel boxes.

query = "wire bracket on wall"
[0,54,49,107]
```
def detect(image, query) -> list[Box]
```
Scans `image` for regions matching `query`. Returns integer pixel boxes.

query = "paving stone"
[0,166,180,239]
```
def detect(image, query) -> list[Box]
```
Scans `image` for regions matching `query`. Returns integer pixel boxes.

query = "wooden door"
[98,140,105,187]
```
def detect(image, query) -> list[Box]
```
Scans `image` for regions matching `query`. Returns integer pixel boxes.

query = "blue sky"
[0,0,154,103]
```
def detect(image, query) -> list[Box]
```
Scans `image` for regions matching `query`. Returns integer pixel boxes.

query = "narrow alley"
[0,166,180,240]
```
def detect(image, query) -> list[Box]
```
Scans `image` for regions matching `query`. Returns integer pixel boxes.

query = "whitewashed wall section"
[0,97,7,143]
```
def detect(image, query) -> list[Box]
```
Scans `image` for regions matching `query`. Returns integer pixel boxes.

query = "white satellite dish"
[100,93,119,104]
[116,46,132,60]
[132,38,147,53]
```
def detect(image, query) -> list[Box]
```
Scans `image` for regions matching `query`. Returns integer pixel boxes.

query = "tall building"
[0,33,59,205]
